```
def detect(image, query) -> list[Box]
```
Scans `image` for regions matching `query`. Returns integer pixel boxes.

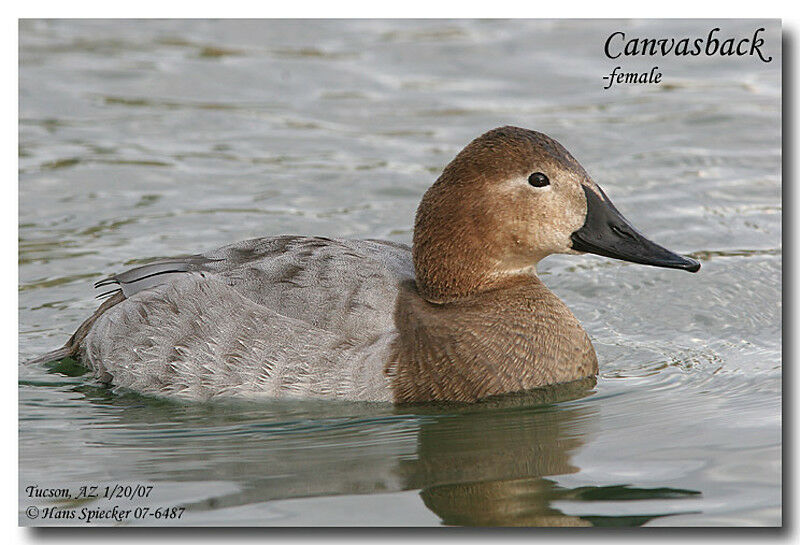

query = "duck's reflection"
[402,379,595,526]
[59,369,699,526]
[396,378,698,526]
[404,383,701,526]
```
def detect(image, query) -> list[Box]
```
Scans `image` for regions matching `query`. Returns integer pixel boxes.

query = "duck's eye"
[528,172,550,188]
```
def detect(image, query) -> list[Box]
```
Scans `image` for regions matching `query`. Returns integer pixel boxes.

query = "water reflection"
[38,369,699,526]
[401,381,699,526]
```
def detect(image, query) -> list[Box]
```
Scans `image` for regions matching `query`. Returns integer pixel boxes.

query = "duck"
[29,126,700,403]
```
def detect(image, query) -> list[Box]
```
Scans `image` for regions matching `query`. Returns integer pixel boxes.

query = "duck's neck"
[387,277,598,403]
[411,170,517,303]
[412,213,528,304]
[412,230,489,304]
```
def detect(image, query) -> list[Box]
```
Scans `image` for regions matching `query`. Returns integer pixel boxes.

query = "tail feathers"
[25,291,126,368]
[25,345,73,366]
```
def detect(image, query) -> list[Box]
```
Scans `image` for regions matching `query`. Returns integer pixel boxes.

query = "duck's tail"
[25,345,73,366]
[24,290,126,367]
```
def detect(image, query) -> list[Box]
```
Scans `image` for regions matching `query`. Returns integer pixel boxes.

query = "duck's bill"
[570,185,700,273]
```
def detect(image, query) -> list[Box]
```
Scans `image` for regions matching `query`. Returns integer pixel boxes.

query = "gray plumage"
[78,236,414,401]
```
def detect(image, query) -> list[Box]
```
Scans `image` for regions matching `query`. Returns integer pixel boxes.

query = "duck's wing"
[94,256,215,298]
[63,236,415,400]
[84,273,397,401]
[93,235,415,340]
[29,235,414,376]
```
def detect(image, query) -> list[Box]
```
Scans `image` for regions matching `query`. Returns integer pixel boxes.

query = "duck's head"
[412,126,700,303]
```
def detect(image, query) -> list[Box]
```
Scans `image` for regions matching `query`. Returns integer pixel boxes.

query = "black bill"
[571,185,700,273]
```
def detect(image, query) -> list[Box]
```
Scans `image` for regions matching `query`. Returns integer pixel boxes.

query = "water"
[18,19,781,526]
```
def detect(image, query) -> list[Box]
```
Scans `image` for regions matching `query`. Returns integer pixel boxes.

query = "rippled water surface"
[19,19,781,526]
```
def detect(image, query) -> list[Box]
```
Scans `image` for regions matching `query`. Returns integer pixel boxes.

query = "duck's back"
[197,236,413,338]
[79,236,414,401]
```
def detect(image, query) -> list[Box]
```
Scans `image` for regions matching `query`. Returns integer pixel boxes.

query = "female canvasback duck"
[31,126,699,403]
